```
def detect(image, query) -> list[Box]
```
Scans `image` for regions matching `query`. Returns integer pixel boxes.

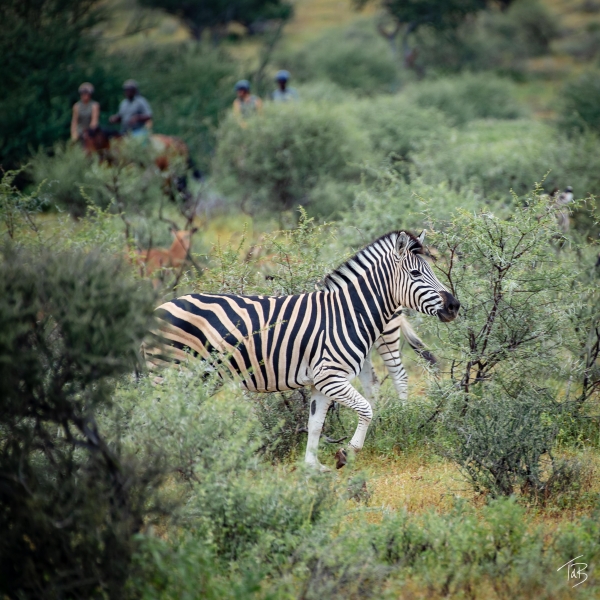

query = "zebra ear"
[417,230,426,244]
[396,232,410,257]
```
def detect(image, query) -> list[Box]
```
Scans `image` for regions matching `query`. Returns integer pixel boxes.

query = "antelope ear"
[396,232,410,256]
[417,230,426,244]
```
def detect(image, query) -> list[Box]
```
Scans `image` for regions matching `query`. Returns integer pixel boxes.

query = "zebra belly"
[153,292,323,391]
[241,360,314,392]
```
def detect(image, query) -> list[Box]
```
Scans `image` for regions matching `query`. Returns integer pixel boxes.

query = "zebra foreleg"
[305,386,333,471]
[314,376,373,467]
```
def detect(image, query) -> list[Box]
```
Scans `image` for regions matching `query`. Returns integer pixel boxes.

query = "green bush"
[31,140,168,217]
[442,382,567,498]
[414,119,563,198]
[195,210,337,296]
[213,102,369,217]
[110,366,335,568]
[362,387,440,456]
[295,80,349,103]
[117,362,600,595]
[0,244,159,599]
[409,118,600,205]
[279,21,399,94]
[501,0,560,57]
[371,497,600,597]
[343,170,485,243]
[351,96,450,167]
[413,189,598,498]
[423,189,575,391]
[558,70,600,134]
[403,73,525,125]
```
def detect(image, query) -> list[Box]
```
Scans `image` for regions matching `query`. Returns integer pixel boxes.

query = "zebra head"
[394,230,459,322]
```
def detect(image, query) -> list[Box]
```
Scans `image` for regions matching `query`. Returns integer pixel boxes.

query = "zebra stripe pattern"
[146,230,459,470]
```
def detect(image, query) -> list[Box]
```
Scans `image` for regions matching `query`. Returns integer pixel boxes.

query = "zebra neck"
[343,278,399,348]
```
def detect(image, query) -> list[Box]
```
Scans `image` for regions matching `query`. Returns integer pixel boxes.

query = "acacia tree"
[419,190,597,498]
[425,191,575,396]
[138,0,293,41]
[355,0,497,69]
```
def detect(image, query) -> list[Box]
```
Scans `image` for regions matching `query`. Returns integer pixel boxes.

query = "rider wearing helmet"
[71,83,100,142]
[272,70,299,103]
[232,80,263,122]
[109,79,153,137]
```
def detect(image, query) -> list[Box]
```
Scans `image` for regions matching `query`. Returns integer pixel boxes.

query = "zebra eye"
[410,270,422,277]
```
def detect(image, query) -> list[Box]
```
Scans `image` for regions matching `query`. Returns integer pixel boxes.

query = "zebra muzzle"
[437,290,460,322]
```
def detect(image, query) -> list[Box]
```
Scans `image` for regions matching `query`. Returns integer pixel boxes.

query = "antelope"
[134,228,197,278]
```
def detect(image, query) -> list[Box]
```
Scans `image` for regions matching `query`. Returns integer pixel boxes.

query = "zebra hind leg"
[305,386,333,471]
[357,353,380,407]
[374,334,408,402]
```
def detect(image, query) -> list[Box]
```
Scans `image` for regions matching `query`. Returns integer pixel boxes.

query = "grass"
[357,449,600,517]
[362,454,475,514]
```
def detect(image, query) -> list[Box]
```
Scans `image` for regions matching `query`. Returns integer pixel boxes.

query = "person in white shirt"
[272,71,299,103]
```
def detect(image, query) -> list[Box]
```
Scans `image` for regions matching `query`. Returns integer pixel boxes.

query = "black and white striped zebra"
[359,307,436,405]
[146,230,459,470]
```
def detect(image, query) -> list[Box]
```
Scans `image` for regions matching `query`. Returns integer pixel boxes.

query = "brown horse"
[83,128,187,168]
[83,128,201,195]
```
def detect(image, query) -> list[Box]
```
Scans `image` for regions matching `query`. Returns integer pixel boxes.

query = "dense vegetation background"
[1,0,600,598]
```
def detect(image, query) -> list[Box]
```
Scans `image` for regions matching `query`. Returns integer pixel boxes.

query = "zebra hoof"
[335,448,347,469]
[306,460,331,473]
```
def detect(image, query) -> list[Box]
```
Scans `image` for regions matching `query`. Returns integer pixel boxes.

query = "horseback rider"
[232,80,262,124]
[109,79,153,137]
[70,83,100,143]
[272,70,299,103]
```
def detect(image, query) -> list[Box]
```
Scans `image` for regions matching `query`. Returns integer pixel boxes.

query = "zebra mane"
[323,231,423,292]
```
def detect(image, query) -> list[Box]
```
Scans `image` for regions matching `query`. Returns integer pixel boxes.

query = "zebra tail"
[398,314,437,366]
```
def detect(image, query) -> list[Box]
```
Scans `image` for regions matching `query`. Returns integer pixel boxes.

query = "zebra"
[358,307,437,406]
[145,230,459,470]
